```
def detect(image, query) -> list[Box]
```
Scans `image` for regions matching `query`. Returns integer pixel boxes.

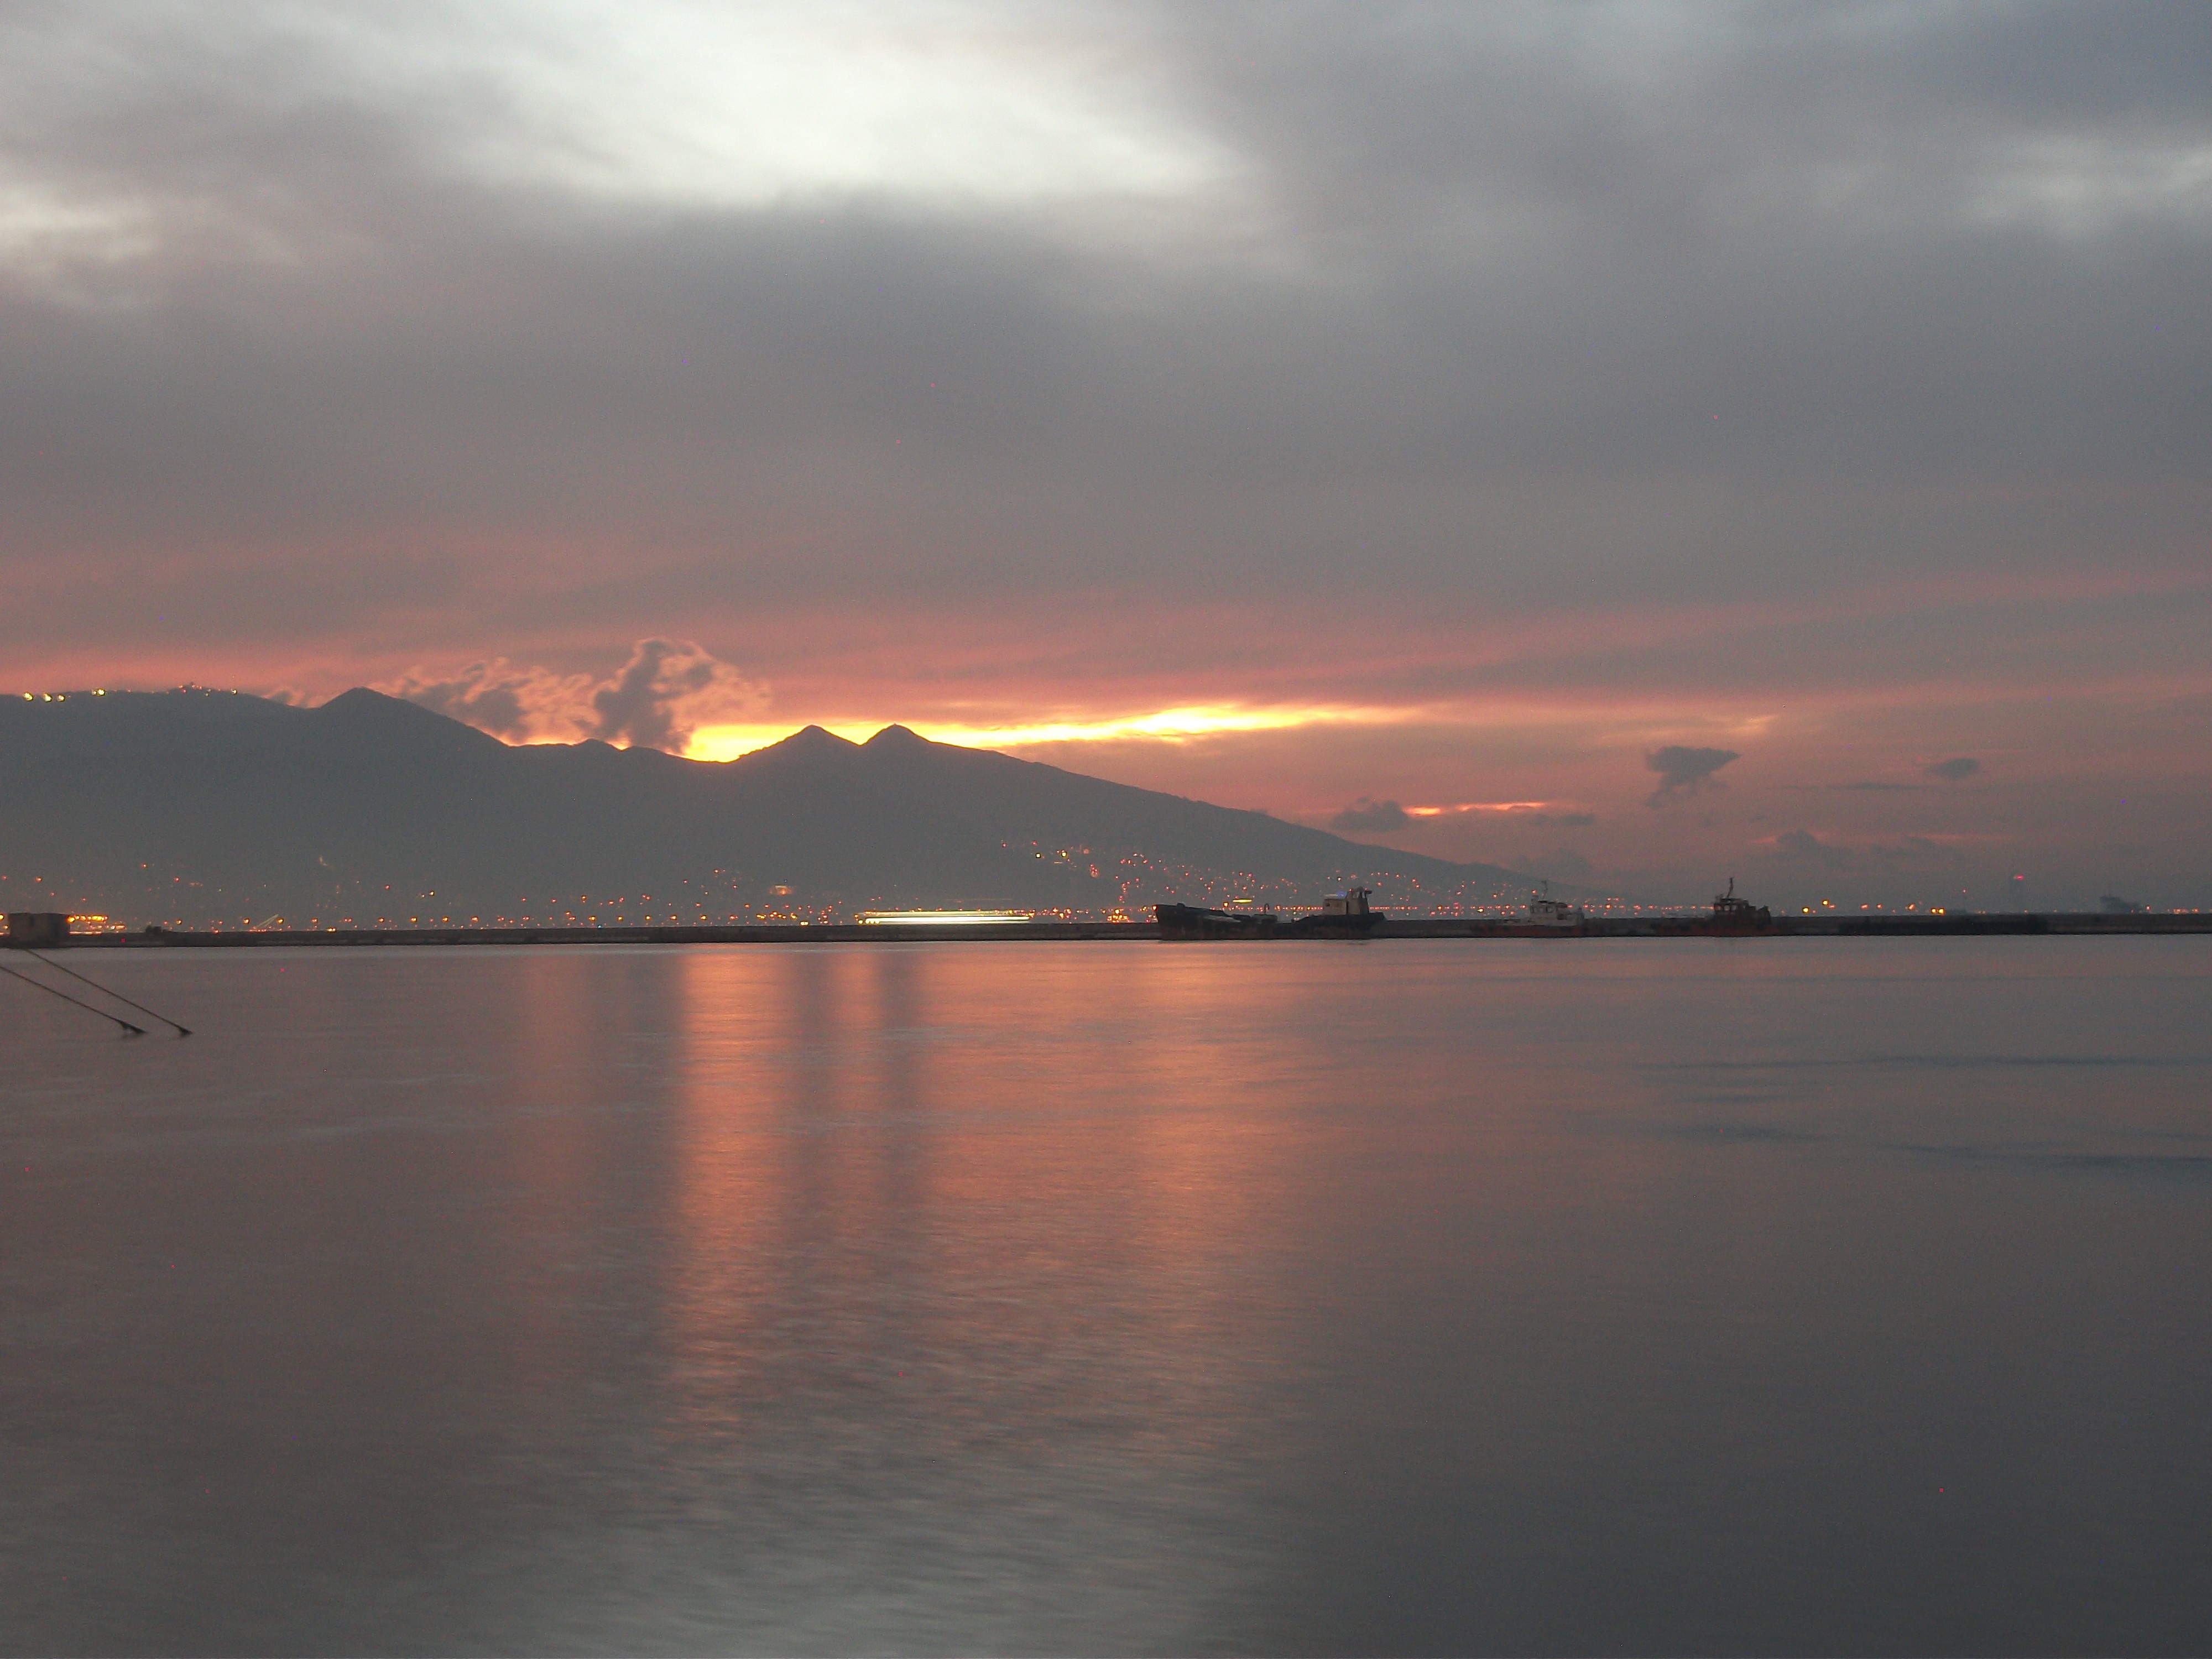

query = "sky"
[4,1,2208,909]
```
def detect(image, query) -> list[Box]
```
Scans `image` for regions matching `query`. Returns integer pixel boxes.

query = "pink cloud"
[380,639,765,753]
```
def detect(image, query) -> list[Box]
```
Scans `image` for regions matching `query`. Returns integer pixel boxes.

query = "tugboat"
[1653,877,1777,936]
[1707,876,1772,932]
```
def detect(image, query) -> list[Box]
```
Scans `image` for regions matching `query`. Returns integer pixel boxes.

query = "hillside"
[0,688,1539,926]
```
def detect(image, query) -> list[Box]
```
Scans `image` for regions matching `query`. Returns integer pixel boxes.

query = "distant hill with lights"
[0,687,1546,927]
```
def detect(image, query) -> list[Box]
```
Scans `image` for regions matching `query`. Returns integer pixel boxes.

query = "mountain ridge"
[1,688,1546,926]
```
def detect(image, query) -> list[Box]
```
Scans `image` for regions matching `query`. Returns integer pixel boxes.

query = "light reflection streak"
[858,910,1032,925]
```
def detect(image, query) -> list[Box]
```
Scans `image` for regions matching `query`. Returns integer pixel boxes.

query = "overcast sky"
[5,1,2207,906]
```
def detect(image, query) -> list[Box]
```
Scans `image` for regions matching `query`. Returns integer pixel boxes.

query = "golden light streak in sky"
[1404,803,1555,816]
[684,703,1406,762]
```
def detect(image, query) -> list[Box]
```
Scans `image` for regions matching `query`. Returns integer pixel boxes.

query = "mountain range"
[1,688,1538,926]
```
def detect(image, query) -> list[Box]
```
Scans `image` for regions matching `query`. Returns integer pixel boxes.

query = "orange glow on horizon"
[1404,802,1554,816]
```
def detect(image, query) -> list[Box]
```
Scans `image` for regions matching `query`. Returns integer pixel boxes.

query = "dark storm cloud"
[588,639,721,751]
[1927,757,1983,782]
[1645,745,1739,806]
[1332,798,1410,833]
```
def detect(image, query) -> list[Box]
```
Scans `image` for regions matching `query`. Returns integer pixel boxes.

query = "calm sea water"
[3,939,2208,1656]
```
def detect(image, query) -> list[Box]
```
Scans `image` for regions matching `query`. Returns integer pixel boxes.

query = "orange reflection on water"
[655,946,1305,1475]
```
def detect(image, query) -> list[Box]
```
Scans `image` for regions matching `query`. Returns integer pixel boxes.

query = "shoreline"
[15,911,2210,948]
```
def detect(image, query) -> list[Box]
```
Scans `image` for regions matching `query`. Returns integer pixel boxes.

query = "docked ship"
[1505,880,1587,936]
[1156,887,1385,940]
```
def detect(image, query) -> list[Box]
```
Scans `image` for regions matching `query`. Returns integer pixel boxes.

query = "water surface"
[4,940,2208,1655]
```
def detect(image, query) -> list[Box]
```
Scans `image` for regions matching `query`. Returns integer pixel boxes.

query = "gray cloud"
[1775,828,1851,868]
[1645,745,1740,806]
[399,665,533,739]
[1927,757,1982,782]
[1529,811,1597,828]
[1332,798,1410,833]
[3,4,2208,639]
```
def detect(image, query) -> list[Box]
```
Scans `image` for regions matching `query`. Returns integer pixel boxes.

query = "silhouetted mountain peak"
[864,724,930,751]
[741,724,862,766]
[312,686,506,752]
[320,687,398,713]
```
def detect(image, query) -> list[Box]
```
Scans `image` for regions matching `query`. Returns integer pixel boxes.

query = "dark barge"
[1156,887,1384,940]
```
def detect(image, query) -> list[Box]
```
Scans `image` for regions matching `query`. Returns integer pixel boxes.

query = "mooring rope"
[23,950,192,1036]
[0,959,145,1036]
